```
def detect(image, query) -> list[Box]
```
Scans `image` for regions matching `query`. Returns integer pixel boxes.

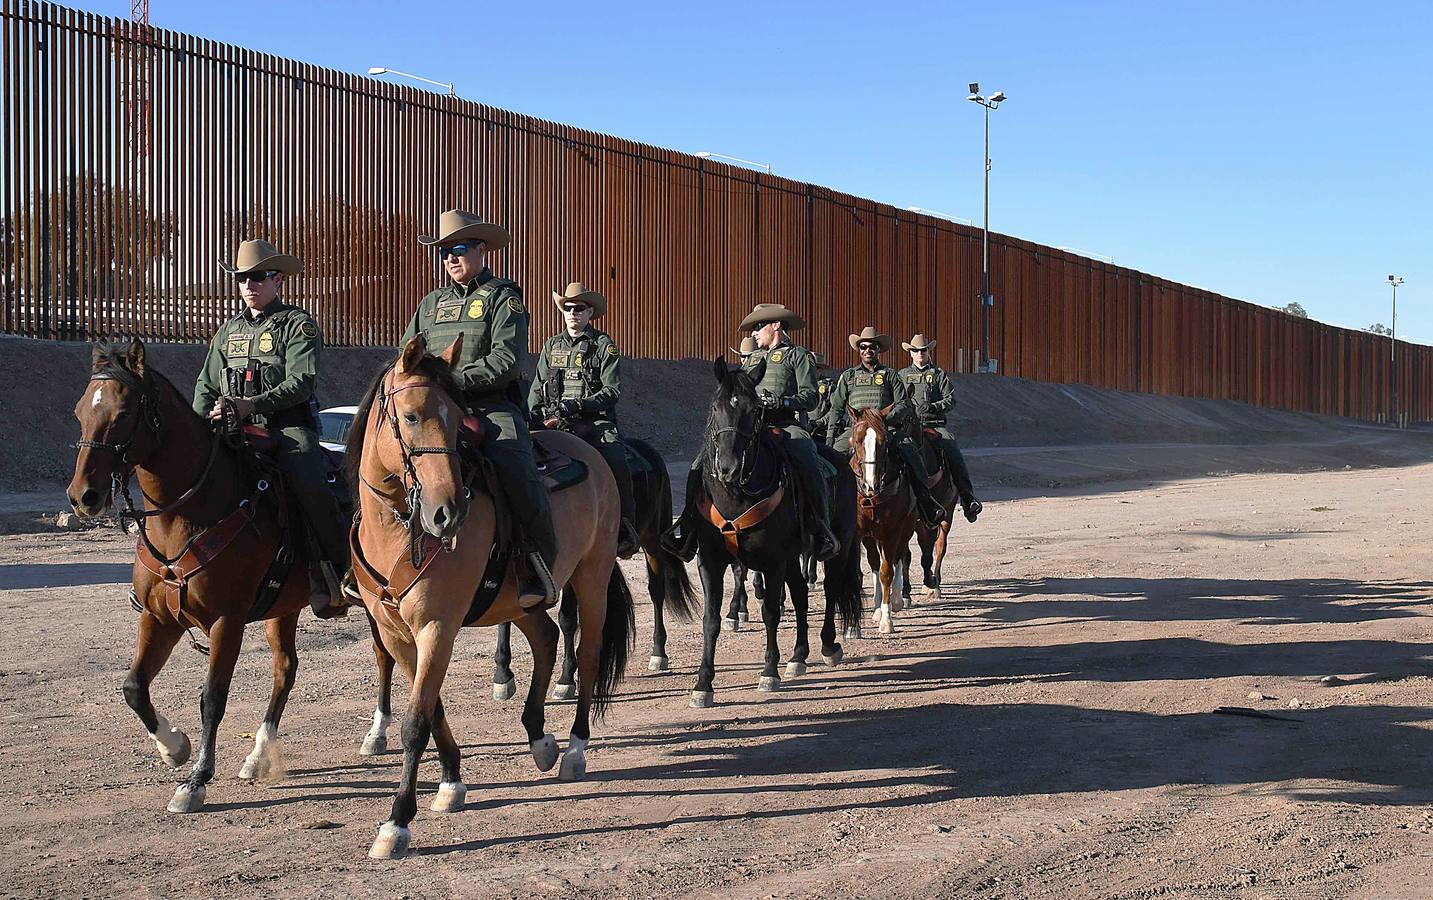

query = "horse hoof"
[492,678,516,702]
[758,675,781,692]
[689,690,714,709]
[647,655,670,672]
[369,822,411,860]
[166,783,205,814]
[904,593,916,608]
[531,734,560,772]
[844,625,863,641]
[722,618,739,633]
[823,646,844,667]
[785,660,807,678]
[891,596,905,613]
[739,611,750,623]
[430,781,466,813]
[551,682,576,701]
[237,756,262,781]
[879,613,894,634]
[359,733,388,756]
[153,724,191,768]
[925,587,940,601]
[559,739,588,781]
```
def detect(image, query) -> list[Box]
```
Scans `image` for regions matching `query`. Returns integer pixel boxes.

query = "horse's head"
[364,333,469,542]
[848,403,896,495]
[705,354,767,483]
[69,339,163,517]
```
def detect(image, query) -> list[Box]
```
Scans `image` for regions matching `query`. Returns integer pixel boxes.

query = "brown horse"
[67,340,327,814]
[348,334,632,859]
[903,425,959,604]
[848,406,918,634]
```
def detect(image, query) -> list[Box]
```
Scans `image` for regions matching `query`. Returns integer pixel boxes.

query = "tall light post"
[968,83,1006,372]
[1388,274,1404,425]
[367,66,456,96]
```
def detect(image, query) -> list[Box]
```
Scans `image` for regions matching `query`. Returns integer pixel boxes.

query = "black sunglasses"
[439,244,474,261]
[236,270,277,284]
[858,342,878,351]
[561,302,591,313]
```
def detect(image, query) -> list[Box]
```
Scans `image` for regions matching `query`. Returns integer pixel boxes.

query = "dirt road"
[2,461,1432,898]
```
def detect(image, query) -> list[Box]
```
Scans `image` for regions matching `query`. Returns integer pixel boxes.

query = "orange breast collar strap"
[700,484,786,557]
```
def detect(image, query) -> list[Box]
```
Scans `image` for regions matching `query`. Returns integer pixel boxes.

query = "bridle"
[74,371,221,527]
[852,414,897,502]
[364,366,467,562]
[704,393,777,496]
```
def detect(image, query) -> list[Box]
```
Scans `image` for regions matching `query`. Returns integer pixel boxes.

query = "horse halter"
[74,372,163,466]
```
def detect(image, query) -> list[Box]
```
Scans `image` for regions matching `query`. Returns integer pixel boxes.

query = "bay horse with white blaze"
[348,334,632,859]
[848,405,918,634]
[68,340,333,814]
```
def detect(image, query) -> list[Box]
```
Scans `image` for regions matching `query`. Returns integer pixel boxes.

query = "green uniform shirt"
[192,299,322,426]
[742,338,818,424]
[400,268,527,402]
[825,361,911,433]
[528,326,622,421]
[899,363,954,425]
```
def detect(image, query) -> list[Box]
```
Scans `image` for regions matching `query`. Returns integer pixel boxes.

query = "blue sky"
[81,0,1433,342]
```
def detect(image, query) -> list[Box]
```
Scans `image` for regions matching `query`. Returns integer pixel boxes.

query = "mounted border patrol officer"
[400,209,557,608]
[824,326,948,526]
[528,282,639,558]
[664,303,838,562]
[899,333,983,523]
[193,239,350,618]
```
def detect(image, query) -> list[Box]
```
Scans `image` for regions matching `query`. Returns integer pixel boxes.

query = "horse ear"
[437,332,463,369]
[747,357,767,386]
[878,403,895,419]
[846,405,859,421]
[712,355,728,384]
[126,337,147,375]
[91,342,107,370]
[398,333,426,375]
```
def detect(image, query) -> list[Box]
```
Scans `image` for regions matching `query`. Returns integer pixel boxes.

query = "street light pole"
[1389,274,1403,425]
[968,83,1006,372]
[693,151,772,173]
[367,66,456,96]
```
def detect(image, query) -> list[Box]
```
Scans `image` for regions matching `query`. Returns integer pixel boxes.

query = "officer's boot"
[800,466,839,562]
[309,560,349,619]
[508,480,560,610]
[660,466,704,562]
[944,441,982,523]
[901,447,947,526]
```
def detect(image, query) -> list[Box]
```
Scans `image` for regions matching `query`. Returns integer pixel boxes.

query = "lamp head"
[367,67,387,75]
[989,91,1007,103]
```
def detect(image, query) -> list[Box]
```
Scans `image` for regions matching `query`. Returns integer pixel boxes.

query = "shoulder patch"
[299,320,318,339]
[507,295,525,314]
[606,343,618,359]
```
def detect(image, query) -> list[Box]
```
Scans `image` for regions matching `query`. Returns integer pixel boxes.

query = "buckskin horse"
[348,334,632,859]
[848,405,918,634]
[67,340,338,815]
[687,356,861,708]
[902,424,959,605]
[491,433,694,702]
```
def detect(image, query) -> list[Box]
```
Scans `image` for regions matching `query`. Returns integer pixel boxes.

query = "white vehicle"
[317,406,359,454]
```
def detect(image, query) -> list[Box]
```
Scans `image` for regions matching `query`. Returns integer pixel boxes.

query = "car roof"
[319,406,359,415]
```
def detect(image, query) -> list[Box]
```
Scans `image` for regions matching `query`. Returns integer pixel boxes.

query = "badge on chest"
[225,334,251,358]
[256,332,274,354]
[434,301,462,324]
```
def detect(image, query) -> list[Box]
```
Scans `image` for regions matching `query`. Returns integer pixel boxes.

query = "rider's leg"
[480,401,559,609]
[895,435,947,526]
[784,433,838,561]
[592,429,639,557]
[660,459,704,562]
[275,426,350,618]
[937,429,982,522]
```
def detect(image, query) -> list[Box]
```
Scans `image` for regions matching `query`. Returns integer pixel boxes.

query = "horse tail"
[635,438,696,620]
[593,564,636,720]
[827,538,865,631]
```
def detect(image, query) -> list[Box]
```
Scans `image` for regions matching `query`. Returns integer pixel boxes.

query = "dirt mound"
[6,335,1429,494]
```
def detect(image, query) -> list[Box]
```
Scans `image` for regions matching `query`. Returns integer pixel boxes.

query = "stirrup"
[309,563,349,619]
[660,520,697,563]
[961,497,983,523]
[812,526,839,562]
[616,519,640,559]
[518,551,558,610]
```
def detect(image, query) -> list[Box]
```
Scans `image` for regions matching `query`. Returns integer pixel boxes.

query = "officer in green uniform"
[808,353,835,446]
[528,282,639,558]
[193,239,350,619]
[824,326,947,526]
[899,333,983,523]
[664,303,838,562]
[400,210,557,609]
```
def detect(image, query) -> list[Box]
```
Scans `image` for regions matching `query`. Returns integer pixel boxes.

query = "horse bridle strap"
[699,484,786,557]
[74,372,162,464]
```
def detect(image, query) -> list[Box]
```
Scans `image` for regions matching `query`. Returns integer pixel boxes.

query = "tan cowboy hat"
[552,281,608,319]
[417,209,509,251]
[848,326,892,353]
[730,336,758,357]
[738,303,806,332]
[901,333,937,352]
[218,239,302,276]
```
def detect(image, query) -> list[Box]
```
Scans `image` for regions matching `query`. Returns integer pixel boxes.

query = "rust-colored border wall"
[3,0,1427,423]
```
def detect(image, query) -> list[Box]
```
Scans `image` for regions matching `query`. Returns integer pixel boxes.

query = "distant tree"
[1366,323,1393,336]
[1279,301,1308,318]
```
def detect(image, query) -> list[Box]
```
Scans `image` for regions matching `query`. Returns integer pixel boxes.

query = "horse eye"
[403,413,419,425]
[728,396,739,409]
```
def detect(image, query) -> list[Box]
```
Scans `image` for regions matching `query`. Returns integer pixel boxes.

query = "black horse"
[491,435,694,700]
[689,356,861,708]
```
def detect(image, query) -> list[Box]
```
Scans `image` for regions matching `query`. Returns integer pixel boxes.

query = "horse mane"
[345,350,465,503]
